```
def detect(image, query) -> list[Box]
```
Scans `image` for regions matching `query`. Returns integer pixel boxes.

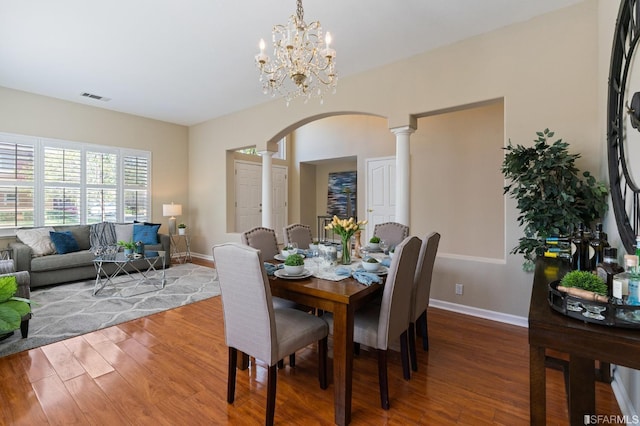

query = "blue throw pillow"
[133,224,160,245]
[50,231,80,254]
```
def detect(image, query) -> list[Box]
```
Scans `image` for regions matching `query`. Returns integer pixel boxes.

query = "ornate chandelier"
[255,0,337,105]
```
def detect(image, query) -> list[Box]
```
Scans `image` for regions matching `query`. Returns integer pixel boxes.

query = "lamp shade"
[163,203,182,217]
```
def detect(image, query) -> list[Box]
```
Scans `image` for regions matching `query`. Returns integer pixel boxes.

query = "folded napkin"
[380,258,391,267]
[335,267,351,276]
[352,270,382,286]
[264,262,283,276]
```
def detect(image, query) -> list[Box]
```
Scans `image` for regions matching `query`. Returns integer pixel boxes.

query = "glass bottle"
[589,223,609,272]
[571,223,589,271]
[596,247,623,297]
[629,236,640,305]
[612,254,639,303]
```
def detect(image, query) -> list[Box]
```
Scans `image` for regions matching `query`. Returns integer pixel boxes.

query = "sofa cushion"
[54,225,91,250]
[115,223,134,244]
[50,231,80,254]
[30,250,96,272]
[133,223,160,245]
[15,227,56,256]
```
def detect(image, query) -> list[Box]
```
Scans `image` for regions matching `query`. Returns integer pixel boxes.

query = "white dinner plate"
[357,265,388,276]
[274,269,313,280]
[274,253,306,261]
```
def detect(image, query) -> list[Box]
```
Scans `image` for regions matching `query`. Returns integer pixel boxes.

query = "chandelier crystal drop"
[255,0,337,105]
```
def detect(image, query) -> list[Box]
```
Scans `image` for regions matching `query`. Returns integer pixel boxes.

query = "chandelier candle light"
[325,216,367,265]
[255,0,337,105]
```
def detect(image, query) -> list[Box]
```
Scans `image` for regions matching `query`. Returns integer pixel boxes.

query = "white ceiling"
[0,0,584,126]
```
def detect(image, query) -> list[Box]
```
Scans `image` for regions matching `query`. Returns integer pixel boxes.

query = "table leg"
[530,345,546,425]
[569,355,595,426]
[332,303,354,426]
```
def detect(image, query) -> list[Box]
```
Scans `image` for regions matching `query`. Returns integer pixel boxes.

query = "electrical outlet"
[455,283,464,295]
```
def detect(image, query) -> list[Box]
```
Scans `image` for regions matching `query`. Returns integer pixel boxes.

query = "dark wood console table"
[529,257,640,425]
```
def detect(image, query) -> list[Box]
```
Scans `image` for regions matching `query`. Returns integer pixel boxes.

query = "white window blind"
[0,132,152,230]
[0,140,35,227]
[123,155,149,222]
[43,146,81,225]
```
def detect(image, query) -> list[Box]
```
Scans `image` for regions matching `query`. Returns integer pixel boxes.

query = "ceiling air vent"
[81,92,111,102]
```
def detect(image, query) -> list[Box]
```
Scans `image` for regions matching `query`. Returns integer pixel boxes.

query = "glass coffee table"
[93,251,166,296]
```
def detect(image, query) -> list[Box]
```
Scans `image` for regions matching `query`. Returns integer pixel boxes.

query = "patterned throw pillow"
[49,231,80,254]
[133,224,160,245]
[16,227,56,256]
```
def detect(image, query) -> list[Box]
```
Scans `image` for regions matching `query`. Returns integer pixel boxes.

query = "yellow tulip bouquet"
[325,216,367,264]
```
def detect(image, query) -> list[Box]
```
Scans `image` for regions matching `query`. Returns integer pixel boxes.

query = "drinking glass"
[311,248,321,274]
[290,242,299,254]
[379,240,389,255]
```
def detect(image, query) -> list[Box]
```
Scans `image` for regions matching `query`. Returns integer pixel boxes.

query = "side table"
[170,234,191,263]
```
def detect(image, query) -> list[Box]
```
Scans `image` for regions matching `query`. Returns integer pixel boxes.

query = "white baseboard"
[611,371,639,423]
[429,298,528,328]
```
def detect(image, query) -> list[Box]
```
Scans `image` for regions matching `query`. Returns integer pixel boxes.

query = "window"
[0,132,151,231]
[235,137,286,160]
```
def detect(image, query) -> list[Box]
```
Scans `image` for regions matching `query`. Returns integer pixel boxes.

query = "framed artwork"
[327,171,357,218]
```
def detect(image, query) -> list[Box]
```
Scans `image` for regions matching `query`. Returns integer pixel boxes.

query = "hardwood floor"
[0,261,622,425]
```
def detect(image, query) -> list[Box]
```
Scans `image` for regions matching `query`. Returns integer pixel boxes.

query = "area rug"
[0,263,219,357]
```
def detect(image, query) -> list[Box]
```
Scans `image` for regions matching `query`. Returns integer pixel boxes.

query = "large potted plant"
[0,276,30,335]
[501,129,608,271]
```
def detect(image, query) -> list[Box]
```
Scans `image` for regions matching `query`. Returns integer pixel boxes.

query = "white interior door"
[235,162,262,233]
[366,157,396,241]
[235,161,288,238]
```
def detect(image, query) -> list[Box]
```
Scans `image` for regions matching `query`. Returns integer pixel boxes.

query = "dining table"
[268,256,384,425]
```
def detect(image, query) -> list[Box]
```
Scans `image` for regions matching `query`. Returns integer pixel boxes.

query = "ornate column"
[258,150,277,228]
[391,126,414,226]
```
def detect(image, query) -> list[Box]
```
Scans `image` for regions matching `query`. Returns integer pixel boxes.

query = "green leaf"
[0,276,17,303]
[0,304,21,332]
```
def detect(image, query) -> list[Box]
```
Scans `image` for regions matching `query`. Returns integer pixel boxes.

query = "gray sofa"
[9,224,171,288]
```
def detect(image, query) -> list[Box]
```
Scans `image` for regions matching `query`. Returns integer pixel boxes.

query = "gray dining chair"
[212,243,329,426]
[323,235,421,410]
[241,226,280,261]
[283,223,313,249]
[408,232,440,371]
[239,226,312,367]
[373,222,410,249]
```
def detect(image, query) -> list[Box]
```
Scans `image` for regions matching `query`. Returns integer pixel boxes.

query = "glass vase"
[341,235,351,265]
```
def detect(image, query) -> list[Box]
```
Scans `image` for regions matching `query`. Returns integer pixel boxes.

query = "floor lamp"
[163,203,182,235]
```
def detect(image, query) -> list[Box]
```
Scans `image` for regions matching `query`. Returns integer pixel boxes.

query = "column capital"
[390,126,416,136]
[257,150,277,157]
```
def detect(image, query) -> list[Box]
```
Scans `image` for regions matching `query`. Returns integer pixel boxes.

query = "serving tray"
[548,280,640,328]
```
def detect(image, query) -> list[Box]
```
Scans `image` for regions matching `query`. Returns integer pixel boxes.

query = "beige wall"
[0,86,189,234]
[190,0,600,319]
[412,101,504,259]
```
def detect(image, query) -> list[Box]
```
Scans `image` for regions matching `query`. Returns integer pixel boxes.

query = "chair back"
[411,232,440,322]
[283,223,313,249]
[377,235,421,349]
[241,227,280,261]
[373,222,410,248]
[213,243,277,364]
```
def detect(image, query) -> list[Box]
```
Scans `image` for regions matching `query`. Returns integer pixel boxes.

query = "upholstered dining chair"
[212,243,329,426]
[323,235,421,410]
[239,226,310,367]
[373,222,410,249]
[241,226,280,261]
[283,223,313,249]
[408,232,440,372]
